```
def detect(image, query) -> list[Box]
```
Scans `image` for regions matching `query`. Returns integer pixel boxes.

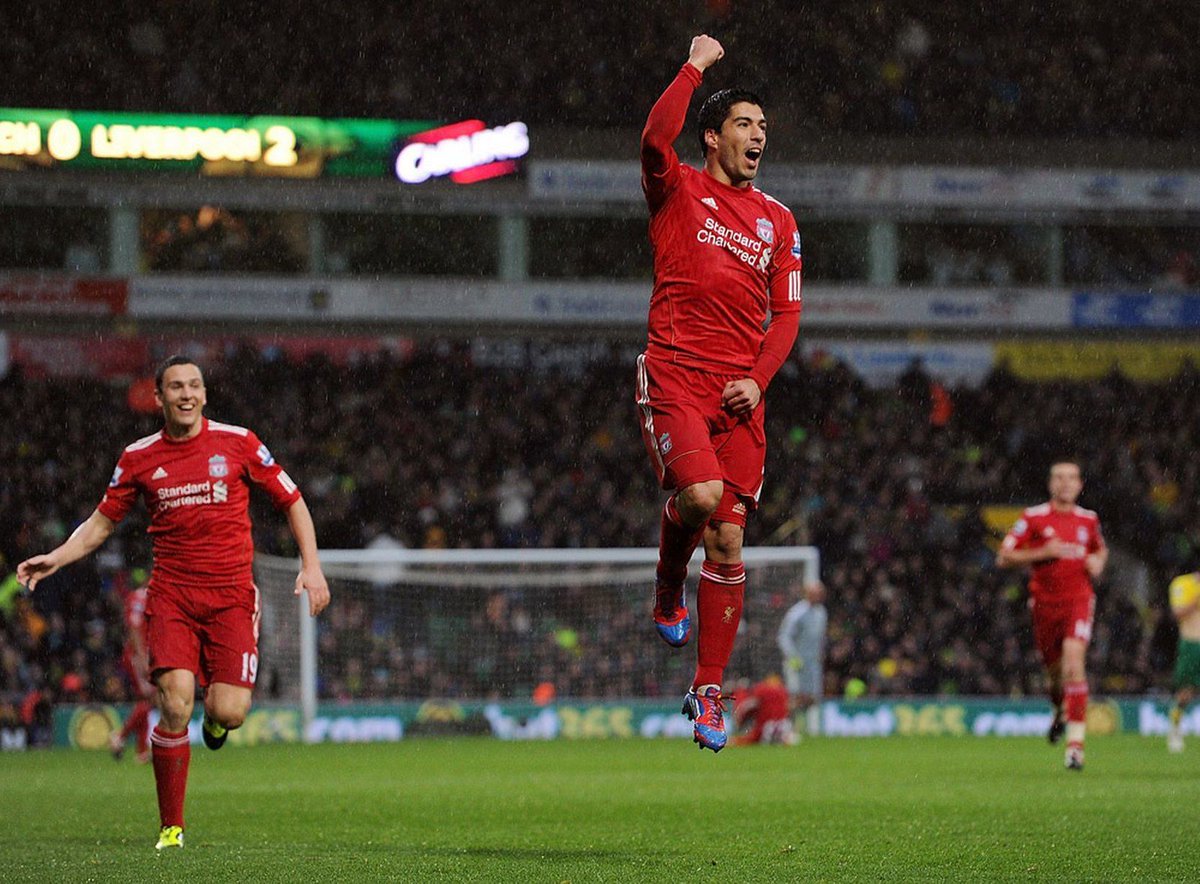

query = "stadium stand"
[2,344,1192,737]
[1,1,1195,138]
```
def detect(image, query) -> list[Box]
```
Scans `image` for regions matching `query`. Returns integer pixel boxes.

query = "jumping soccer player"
[997,460,1107,770]
[109,579,154,764]
[17,356,329,850]
[1166,568,1200,753]
[637,34,803,752]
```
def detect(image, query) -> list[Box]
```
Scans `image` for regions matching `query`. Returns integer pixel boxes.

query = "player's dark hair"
[155,355,202,390]
[1049,458,1083,477]
[697,88,764,157]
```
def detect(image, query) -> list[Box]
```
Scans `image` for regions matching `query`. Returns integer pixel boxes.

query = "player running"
[17,356,329,850]
[1166,569,1200,752]
[997,460,1107,770]
[637,34,803,752]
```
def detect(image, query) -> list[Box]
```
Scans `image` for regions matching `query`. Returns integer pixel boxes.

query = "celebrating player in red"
[997,460,1107,770]
[17,356,330,850]
[637,35,803,752]
[109,580,154,764]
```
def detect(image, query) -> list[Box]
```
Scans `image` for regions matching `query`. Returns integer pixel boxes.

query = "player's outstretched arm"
[285,497,330,617]
[16,509,116,591]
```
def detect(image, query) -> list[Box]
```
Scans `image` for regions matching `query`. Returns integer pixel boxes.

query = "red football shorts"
[145,581,261,688]
[635,353,766,527]
[1031,594,1095,667]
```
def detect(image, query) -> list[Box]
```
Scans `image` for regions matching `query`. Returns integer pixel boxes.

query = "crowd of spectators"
[2,339,1198,728]
[2,1,1196,139]
[143,207,305,273]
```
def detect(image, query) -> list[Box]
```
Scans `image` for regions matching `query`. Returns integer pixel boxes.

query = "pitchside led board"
[0,109,529,184]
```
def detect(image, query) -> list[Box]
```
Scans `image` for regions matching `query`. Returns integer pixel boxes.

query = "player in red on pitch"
[109,579,155,764]
[997,460,1108,771]
[17,356,330,850]
[637,35,803,752]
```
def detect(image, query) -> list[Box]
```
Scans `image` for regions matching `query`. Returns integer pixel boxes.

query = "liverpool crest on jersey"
[756,218,774,243]
[208,454,228,478]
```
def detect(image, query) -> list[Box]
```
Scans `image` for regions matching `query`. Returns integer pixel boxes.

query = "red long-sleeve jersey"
[98,417,301,588]
[641,64,802,390]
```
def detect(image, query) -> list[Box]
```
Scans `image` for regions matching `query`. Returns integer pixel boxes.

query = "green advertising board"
[51,697,1198,749]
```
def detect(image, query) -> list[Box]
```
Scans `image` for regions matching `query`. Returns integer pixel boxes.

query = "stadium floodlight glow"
[395,120,529,184]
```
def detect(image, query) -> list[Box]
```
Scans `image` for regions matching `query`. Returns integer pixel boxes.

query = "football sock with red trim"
[655,495,705,614]
[151,725,191,829]
[692,560,746,689]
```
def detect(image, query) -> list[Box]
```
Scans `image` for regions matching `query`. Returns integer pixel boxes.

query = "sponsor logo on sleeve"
[792,230,802,258]
[108,466,124,488]
[256,444,275,467]
[208,454,228,478]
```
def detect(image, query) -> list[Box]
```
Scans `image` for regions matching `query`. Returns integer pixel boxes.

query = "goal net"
[255,547,820,727]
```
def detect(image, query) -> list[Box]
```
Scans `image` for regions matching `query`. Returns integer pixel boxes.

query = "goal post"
[255,546,820,740]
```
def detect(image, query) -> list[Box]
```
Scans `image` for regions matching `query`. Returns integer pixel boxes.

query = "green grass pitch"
[1,735,1196,882]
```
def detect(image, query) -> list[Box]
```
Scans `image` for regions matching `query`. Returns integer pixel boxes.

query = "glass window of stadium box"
[1063,226,1200,288]
[322,213,498,276]
[897,223,1051,286]
[800,221,869,281]
[528,217,651,279]
[141,206,308,273]
[0,206,107,271]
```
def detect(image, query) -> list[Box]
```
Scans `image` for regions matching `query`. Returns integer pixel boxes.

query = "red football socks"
[122,700,153,754]
[1064,680,1088,724]
[692,560,746,689]
[151,725,191,828]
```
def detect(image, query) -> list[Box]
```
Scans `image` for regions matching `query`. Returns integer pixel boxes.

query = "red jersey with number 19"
[97,418,301,588]
[641,64,802,385]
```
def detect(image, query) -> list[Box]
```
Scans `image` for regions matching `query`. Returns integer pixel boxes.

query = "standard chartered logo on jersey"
[695,217,772,271]
[156,480,228,511]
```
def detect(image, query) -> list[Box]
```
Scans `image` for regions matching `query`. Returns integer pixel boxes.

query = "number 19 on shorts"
[241,652,259,684]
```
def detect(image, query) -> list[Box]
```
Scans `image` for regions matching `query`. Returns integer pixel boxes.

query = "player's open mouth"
[745,148,762,162]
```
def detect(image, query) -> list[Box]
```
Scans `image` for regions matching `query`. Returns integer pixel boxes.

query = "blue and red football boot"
[682,685,727,752]
[653,580,692,647]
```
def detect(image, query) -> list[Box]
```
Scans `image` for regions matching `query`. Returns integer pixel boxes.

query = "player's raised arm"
[16,509,116,591]
[641,35,724,208]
